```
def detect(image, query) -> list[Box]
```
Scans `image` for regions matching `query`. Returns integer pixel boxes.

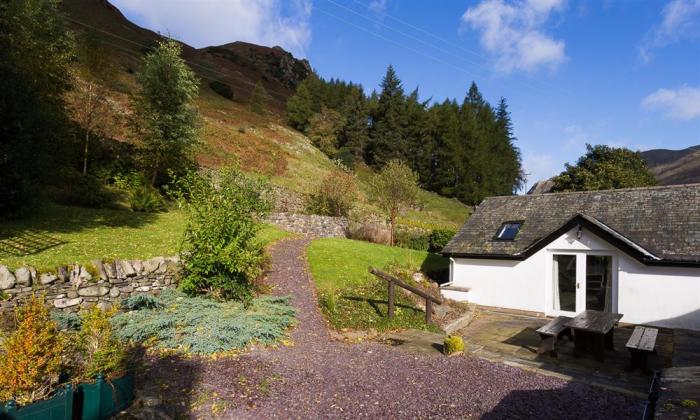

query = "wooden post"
[388,281,395,318]
[425,298,432,324]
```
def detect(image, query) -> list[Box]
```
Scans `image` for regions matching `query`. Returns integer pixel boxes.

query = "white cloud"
[111,0,312,57]
[639,0,700,62]
[641,86,700,120]
[368,0,388,16]
[461,0,566,73]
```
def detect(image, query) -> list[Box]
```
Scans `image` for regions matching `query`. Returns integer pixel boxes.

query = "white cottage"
[441,184,700,330]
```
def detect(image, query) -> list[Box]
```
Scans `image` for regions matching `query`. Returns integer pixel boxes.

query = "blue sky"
[113,0,699,190]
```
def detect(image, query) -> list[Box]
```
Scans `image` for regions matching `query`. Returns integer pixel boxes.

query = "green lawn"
[0,204,290,269]
[307,238,448,332]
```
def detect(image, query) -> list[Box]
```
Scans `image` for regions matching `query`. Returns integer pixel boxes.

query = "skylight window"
[496,222,522,240]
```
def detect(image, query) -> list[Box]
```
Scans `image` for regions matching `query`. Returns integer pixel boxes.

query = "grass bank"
[307,238,448,332]
[0,204,290,269]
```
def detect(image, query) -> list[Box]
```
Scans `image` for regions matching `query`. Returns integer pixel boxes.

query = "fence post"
[388,281,395,318]
[425,299,432,324]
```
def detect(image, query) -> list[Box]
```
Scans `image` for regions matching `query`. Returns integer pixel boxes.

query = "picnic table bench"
[536,316,573,357]
[625,325,658,374]
[565,310,623,362]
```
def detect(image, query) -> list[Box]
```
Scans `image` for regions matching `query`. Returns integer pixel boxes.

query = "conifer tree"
[367,65,407,167]
[286,81,314,132]
[336,88,369,165]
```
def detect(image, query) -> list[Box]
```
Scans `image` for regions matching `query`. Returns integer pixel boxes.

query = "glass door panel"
[553,254,577,312]
[586,255,613,311]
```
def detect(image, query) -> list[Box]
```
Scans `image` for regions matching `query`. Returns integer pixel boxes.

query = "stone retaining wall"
[0,256,180,314]
[268,213,348,238]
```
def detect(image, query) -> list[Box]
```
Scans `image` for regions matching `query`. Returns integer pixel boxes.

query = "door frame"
[545,250,619,317]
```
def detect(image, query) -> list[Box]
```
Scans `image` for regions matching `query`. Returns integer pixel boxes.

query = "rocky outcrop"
[0,256,180,314]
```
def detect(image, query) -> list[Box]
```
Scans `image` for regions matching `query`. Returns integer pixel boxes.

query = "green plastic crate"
[75,373,134,420]
[1,384,74,420]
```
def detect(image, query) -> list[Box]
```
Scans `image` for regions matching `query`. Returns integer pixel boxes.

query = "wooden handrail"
[369,267,443,324]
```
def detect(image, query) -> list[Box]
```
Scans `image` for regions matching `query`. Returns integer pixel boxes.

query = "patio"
[450,309,700,397]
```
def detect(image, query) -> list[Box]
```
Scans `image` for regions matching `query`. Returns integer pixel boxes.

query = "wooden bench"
[536,316,573,357]
[625,326,658,374]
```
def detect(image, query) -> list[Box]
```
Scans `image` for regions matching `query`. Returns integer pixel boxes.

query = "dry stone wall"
[0,256,180,314]
[268,213,348,238]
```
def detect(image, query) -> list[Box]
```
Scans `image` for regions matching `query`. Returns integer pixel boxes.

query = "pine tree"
[367,65,407,167]
[336,88,369,165]
[286,81,314,132]
[495,97,525,194]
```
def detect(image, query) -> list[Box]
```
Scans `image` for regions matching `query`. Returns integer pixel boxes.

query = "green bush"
[428,229,457,253]
[129,185,167,212]
[169,167,271,303]
[444,335,464,355]
[60,174,116,209]
[111,289,295,354]
[394,230,430,251]
[121,294,164,311]
[209,81,234,100]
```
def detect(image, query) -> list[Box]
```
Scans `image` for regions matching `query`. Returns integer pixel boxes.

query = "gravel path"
[137,238,643,419]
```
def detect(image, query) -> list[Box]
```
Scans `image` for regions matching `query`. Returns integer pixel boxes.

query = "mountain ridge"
[641,145,700,186]
[61,0,311,109]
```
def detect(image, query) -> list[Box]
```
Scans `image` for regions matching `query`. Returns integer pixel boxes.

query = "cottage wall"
[446,227,700,330]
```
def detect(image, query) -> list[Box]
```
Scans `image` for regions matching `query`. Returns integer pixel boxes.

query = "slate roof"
[442,184,700,265]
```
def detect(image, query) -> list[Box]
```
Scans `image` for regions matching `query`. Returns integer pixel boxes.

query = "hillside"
[60,0,470,228]
[61,0,309,109]
[641,145,700,185]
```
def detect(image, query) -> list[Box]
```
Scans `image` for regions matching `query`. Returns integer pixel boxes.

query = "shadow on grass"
[0,230,66,258]
[342,295,420,317]
[0,204,159,257]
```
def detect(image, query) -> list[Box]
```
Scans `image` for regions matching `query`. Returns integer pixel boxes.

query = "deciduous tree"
[551,144,657,192]
[370,160,420,246]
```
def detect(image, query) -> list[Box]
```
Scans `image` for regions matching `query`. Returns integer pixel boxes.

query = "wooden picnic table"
[565,310,623,362]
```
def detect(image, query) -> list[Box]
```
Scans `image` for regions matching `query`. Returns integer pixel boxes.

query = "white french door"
[550,252,616,316]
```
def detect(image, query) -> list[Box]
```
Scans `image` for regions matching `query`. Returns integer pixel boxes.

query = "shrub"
[0,294,66,404]
[443,335,464,355]
[71,306,128,382]
[60,173,116,208]
[169,167,271,302]
[394,230,430,251]
[306,169,359,217]
[52,311,82,331]
[428,229,457,253]
[129,185,166,212]
[111,289,295,354]
[348,223,391,245]
[209,81,234,100]
[121,294,164,311]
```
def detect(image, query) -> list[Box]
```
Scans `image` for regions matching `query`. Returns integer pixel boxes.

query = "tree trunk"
[150,155,160,186]
[389,209,396,246]
[82,131,90,175]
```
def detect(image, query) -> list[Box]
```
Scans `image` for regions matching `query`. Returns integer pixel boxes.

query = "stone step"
[440,283,471,293]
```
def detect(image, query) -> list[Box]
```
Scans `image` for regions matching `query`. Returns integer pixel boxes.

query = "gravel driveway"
[136,238,643,419]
